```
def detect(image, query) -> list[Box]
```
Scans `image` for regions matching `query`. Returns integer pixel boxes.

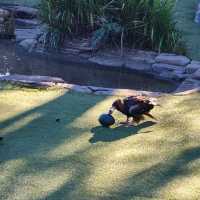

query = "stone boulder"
[155,53,190,66]
[175,78,200,93]
[0,75,65,86]
[185,61,200,74]
[152,63,183,73]
[172,70,188,81]
[89,55,124,68]
[15,28,42,42]
[6,6,38,19]
[15,18,40,27]
[125,60,152,72]
[191,69,200,80]
[19,38,37,52]
[0,9,10,18]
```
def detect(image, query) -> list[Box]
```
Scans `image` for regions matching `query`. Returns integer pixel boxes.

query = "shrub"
[40,0,185,53]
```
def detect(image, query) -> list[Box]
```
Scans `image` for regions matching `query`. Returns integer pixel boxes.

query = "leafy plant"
[91,18,122,49]
[39,0,185,53]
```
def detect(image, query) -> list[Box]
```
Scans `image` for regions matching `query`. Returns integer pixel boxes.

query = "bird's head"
[149,97,161,106]
[109,99,123,114]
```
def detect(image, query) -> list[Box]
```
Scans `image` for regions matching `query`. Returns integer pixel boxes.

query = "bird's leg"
[119,117,132,126]
[144,112,157,121]
[132,116,145,125]
[132,118,137,125]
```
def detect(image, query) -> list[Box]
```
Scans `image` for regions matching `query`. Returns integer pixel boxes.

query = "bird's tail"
[144,113,157,121]
[134,115,145,124]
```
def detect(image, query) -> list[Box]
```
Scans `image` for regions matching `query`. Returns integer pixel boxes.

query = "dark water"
[0,40,178,92]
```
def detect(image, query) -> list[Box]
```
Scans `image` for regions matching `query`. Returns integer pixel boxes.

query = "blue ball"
[98,114,115,127]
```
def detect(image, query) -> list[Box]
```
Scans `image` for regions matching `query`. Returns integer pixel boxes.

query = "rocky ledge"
[0,74,199,96]
[0,74,163,97]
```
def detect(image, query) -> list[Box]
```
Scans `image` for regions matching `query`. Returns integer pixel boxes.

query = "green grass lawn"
[0,87,200,200]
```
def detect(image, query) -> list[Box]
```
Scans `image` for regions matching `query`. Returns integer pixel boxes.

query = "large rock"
[155,54,190,66]
[125,60,152,72]
[175,78,200,93]
[89,56,124,67]
[185,61,200,74]
[19,38,37,52]
[0,8,10,18]
[191,69,200,80]
[125,50,156,65]
[6,6,38,19]
[159,71,174,80]
[0,17,4,23]
[15,18,40,27]
[0,75,64,83]
[152,63,183,73]
[172,70,188,81]
[15,28,42,42]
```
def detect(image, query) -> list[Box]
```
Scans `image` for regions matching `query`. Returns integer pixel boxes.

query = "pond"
[0,40,178,93]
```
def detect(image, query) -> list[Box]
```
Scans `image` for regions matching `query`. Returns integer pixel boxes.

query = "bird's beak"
[149,98,162,107]
[108,106,115,114]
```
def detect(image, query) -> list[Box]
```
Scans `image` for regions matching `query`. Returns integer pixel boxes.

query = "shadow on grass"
[35,146,200,200]
[111,146,200,199]
[1,90,200,200]
[89,121,156,143]
[0,90,105,162]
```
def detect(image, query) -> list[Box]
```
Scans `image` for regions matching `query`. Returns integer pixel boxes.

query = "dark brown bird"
[109,96,159,125]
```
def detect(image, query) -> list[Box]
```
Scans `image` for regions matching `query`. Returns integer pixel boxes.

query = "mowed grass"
[0,87,200,200]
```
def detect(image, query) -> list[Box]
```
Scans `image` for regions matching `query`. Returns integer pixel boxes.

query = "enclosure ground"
[0,87,200,200]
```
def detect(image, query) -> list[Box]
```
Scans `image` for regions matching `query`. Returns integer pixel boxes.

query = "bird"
[108,95,159,125]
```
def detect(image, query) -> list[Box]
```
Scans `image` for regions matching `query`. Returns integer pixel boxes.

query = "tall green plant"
[40,0,185,53]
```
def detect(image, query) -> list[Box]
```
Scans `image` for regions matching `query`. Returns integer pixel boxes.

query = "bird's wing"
[125,96,149,104]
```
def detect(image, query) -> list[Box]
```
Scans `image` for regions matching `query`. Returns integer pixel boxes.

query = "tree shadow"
[0,90,105,162]
[1,90,200,200]
[0,89,108,199]
[111,146,200,199]
[89,121,156,143]
[35,139,200,200]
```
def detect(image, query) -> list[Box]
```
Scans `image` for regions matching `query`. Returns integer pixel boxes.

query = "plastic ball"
[98,114,115,127]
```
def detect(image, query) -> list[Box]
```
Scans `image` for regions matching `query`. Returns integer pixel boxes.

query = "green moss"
[0,88,200,199]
